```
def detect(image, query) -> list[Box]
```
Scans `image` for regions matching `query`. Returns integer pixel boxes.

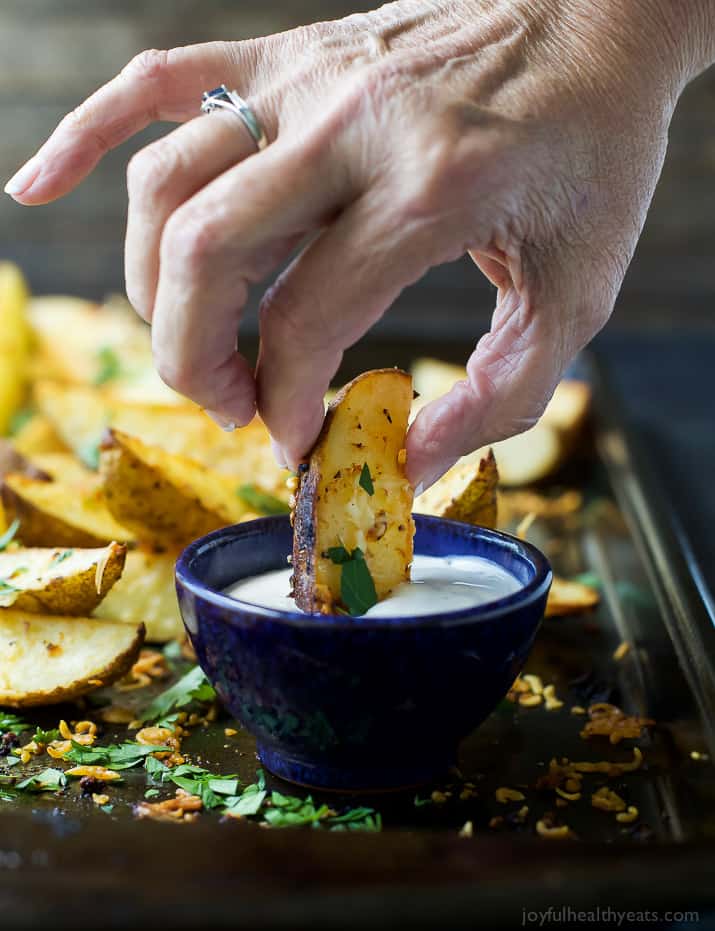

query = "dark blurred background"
[0,0,713,343]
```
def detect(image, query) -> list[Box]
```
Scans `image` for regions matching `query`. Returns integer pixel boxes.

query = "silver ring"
[200,85,268,152]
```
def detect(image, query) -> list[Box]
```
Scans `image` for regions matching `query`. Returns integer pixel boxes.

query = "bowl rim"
[175,515,552,630]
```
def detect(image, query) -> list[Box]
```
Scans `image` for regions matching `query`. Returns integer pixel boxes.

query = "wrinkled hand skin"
[7,0,715,489]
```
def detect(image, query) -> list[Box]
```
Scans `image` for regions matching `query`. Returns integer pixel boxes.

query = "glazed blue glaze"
[175,515,551,791]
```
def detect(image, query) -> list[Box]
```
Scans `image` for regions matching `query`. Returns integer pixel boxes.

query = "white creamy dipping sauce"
[224,554,522,617]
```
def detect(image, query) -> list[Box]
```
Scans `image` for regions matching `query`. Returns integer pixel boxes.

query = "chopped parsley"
[327,546,378,615]
[16,768,67,792]
[0,711,26,733]
[0,519,20,552]
[139,665,216,723]
[0,578,19,595]
[64,739,172,770]
[358,462,374,496]
[8,407,34,436]
[32,727,61,744]
[50,549,74,566]
[236,484,290,516]
[93,346,122,386]
[79,438,101,470]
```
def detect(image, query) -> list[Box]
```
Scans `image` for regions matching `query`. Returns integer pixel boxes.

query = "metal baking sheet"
[1,349,714,930]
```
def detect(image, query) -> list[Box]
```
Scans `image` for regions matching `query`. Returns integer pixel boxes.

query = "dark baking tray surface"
[1,350,714,930]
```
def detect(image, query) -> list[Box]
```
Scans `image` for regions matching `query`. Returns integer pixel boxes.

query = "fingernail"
[415,459,459,496]
[206,410,237,432]
[270,437,287,469]
[413,482,424,498]
[4,158,41,198]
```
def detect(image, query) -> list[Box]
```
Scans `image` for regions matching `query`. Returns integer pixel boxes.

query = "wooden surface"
[0,0,713,338]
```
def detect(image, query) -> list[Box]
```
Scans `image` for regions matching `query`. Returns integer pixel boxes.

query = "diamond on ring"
[200,85,268,152]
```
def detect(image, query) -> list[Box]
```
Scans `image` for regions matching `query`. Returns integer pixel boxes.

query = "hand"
[6,1,713,489]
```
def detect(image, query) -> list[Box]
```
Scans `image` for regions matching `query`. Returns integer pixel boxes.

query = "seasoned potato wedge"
[11,414,68,457]
[100,428,248,547]
[2,473,133,547]
[94,546,183,643]
[415,449,498,527]
[25,452,96,487]
[33,381,286,491]
[491,425,563,488]
[0,542,125,615]
[545,576,600,617]
[0,262,31,435]
[0,611,144,707]
[0,439,50,483]
[293,369,414,614]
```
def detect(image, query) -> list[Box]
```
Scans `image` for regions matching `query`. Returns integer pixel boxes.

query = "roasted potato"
[293,369,414,614]
[0,262,31,435]
[0,611,144,707]
[545,576,600,617]
[94,546,183,642]
[415,449,498,527]
[100,428,249,547]
[10,413,68,457]
[0,542,125,615]
[2,473,132,547]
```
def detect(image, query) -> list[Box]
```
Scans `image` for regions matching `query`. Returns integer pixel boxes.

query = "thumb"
[406,270,604,491]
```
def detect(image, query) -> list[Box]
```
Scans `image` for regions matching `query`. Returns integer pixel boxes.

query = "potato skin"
[293,369,414,614]
[415,449,498,528]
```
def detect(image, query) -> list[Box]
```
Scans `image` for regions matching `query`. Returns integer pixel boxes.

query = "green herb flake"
[64,740,171,771]
[0,711,26,732]
[327,545,351,565]
[236,484,290,516]
[79,438,101,471]
[32,727,61,744]
[0,578,19,595]
[139,665,216,723]
[93,346,122,386]
[50,549,74,566]
[358,462,374,496]
[144,788,160,799]
[340,548,377,615]
[0,519,21,553]
[16,768,67,792]
[8,408,34,436]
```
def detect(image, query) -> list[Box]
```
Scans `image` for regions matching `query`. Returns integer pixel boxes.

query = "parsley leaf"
[0,711,26,732]
[144,788,160,799]
[340,548,377,615]
[0,519,21,552]
[16,768,67,792]
[236,484,290,516]
[32,727,61,744]
[327,545,351,564]
[139,665,215,723]
[79,438,101,470]
[50,549,74,566]
[93,346,122,386]
[8,408,34,436]
[358,462,374,496]
[0,578,19,595]
[64,740,171,770]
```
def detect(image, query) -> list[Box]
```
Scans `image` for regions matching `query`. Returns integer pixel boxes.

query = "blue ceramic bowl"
[175,515,551,791]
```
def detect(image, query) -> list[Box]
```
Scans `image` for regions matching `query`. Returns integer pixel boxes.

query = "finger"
[4,42,256,205]
[151,134,351,425]
[125,110,263,320]
[255,196,436,469]
[406,285,571,491]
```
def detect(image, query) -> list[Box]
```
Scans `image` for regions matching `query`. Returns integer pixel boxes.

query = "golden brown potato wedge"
[25,452,96,487]
[11,414,68,457]
[0,611,144,707]
[2,473,133,547]
[33,380,287,491]
[293,369,414,614]
[545,576,600,617]
[415,449,498,527]
[100,428,249,547]
[94,546,183,642]
[0,262,31,435]
[0,439,50,483]
[0,542,125,615]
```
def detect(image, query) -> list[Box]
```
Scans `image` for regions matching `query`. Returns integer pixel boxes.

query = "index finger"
[4,42,255,205]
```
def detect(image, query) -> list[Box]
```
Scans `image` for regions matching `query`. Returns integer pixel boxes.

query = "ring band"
[200,85,268,152]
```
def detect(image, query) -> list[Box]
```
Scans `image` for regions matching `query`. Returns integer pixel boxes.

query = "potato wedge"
[0,542,125,615]
[2,473,132,547]
[0,262,31,435]
[293,369,414,614]
[491,424,563,487]
[94,547,183,642]
[100,428,248,547]
[545,576,600,617]
[0,611,144,707]
[415,449,498,527]
[33,381,286,491]
[25,452,96,487]
[0,439,50,483]
[11,414,68,457]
